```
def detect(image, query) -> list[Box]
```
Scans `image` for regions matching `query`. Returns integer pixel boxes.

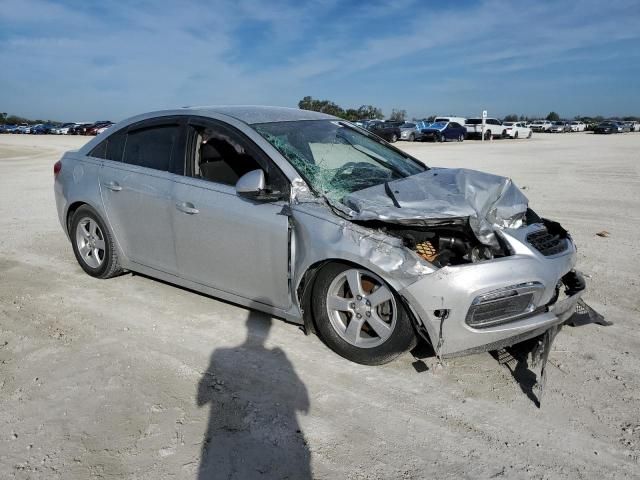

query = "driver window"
[189,123,289,195]
[192,126,262,186]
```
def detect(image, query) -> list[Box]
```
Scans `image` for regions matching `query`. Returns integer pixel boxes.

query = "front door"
[171,118,291,310]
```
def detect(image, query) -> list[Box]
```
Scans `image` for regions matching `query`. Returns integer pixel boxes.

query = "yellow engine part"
[415,241,437,262]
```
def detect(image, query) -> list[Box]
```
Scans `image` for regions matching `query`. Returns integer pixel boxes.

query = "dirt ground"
[0,132,639,479]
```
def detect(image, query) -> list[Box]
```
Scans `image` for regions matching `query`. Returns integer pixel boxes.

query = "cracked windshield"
[254,120,426,201]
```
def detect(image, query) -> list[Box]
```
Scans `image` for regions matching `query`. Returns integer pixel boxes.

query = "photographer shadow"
[196,309,311,479]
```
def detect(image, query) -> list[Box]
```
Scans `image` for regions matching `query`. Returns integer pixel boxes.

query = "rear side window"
[123,125,179,171]
[88,130,126,161]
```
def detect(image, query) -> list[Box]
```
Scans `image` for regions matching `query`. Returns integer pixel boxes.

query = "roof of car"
[181,105,337,124]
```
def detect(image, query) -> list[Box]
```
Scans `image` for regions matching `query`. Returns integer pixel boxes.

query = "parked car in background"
[434,116,467,126]
[15,124,32,134]
[54,105,586,365]
[69,123,94,135]
[465,118,506,140]
[593,122,619,134]
[631,122,640,132]
[370,121,402,142]
[87,121,113,135]
[549,121,571,133]
[355,119,382,131]
[503,122,532,139]
[570,121,586,132]
[530,120,552,132]
[96,124,114,135]
[398,123,420,141]
[615,122,631,133]
[51,123,79,135]
[32,123,57,134]
[0,124,18,133]
[419,121,466,142]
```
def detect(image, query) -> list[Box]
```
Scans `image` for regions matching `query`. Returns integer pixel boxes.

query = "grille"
[526,229,567,256]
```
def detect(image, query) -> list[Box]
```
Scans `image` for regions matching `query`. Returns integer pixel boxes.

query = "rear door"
[171,117,292,309]
[98,117,186,274]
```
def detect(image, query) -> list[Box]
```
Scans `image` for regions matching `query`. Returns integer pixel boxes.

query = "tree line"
[297,99,639,123]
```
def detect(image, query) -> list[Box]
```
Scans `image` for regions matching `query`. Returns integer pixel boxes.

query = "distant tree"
[389,109,406,122]
[426,115,436,122]
[343,109,360,121]
[503,114,519,122]
[594,115,604,122]
[546,111,560,121]
[1,112,7,122]
[298,96,385,121]
[357,104,384,120]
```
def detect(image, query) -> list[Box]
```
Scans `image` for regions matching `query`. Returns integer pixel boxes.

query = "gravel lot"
[1,132,639,479]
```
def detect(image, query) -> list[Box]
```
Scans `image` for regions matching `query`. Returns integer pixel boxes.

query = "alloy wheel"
[325,269,397,348]
[75,217,106,268]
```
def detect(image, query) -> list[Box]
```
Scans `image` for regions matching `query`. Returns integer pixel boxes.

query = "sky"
[1,0,639,121]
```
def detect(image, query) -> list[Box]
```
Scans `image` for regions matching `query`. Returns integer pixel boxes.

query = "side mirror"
[235,169,266,198]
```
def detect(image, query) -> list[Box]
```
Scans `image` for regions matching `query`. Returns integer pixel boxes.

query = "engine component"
[415,240,437,262]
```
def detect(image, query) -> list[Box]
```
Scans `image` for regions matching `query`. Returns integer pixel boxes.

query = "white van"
[434,116,467,125]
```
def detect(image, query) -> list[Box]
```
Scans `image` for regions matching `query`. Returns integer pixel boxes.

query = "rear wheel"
[390,133,398,143]
[458,133,464,142]
[70,205,122,279]
[514,131,519,139]
[484,130,492,141]
[408,133,415,142]
[527,130,532,138]
[312,263,417,365]
[439,133,446,143]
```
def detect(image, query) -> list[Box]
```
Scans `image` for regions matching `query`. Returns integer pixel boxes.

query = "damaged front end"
[313,168,598,360]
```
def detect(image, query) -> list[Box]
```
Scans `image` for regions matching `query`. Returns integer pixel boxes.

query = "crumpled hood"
[341,168,529,247]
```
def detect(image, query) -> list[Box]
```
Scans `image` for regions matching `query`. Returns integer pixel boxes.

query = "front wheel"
[484,130,492,141]
[408,133,415,142]
[458,134,464,142]
[527,131,533,138]
[514,131,519,139]
[390,134,398,143]
[439,133,446,143]
[312,264,417,365]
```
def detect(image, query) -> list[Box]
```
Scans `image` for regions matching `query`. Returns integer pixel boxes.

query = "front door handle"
[175,201,199,215]
[105,181,122,191]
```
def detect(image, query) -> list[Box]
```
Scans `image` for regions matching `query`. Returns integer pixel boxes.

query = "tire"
[439,133,445,143]
[528,131,532,138]
[458,134,464,142]
[70,205,122,279]
[408,133,415,142]
[501,129,507,139]
[514,131,519,139]
[390,134,398,143]
[484,130,492,141]
[311,263,417,365]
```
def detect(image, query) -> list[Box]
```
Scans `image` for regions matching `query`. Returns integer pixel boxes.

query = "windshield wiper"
[384,181,401,208]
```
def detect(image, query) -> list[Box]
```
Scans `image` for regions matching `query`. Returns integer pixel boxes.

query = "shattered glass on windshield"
[253,120,425,202]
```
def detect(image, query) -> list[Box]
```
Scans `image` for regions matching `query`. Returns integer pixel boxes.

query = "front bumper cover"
[399,226,584,357]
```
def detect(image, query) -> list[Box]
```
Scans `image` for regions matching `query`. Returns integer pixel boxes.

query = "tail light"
[53,160,62,178]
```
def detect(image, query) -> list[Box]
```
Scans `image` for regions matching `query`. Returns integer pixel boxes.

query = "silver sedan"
[54,106,585,365]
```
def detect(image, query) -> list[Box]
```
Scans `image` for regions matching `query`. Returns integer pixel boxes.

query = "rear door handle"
[105,181,122,191]
[175,201,199,215]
